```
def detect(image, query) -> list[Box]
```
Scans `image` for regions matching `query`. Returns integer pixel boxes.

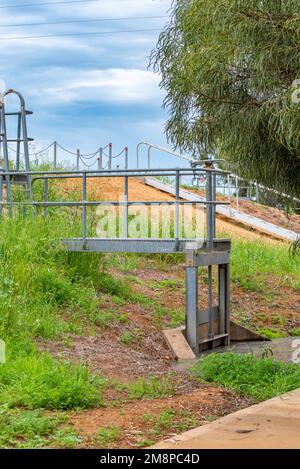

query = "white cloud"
[30,67,162,105]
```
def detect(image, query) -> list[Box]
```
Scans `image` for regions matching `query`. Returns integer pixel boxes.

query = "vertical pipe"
[212,171,216,239]
[76,149,80,170]
[147,146,151,170]
[16,113,21,171]
[0,101,12,216]
[82,172,87,242]
[206,169,213,251]
[53,141,57,169]
[125,147,128,170]
[185,264,199,355]
[108,143,112,170]
[44,178,48,217]
[98,148,103,170]
[20,102,33,203]
[175,169,180,240]
[124,175,129,238]
[206,167,214,340]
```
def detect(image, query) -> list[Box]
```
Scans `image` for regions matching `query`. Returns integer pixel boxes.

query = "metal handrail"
[136,141,193,169]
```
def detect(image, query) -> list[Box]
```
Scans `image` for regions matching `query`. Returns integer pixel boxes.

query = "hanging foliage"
[151,0,300,196]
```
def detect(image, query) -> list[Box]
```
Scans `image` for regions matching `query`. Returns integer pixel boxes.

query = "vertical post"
[175,169,180,240]
[185,257,199,355]
[82,172,87,243]
[218,263,230,346]
[212,171,216,239]
[0,100,12,216]
[124,176,129,238]
[236,176,239,212]
[16,113,21,171]
[147,146,151,169]
[20,102,33,203]
[76,149,80,170]
[206,168,213,251]
[98,148,103,170]
[227,174,232,215]
[108,143,112,170]
[205,166,214,340]
[53,141,57,169]
[125,147,128,170]
[44,178,48,217]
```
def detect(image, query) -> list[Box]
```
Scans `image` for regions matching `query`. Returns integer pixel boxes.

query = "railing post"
[44,177,49,217]
[76,149,80,170]
[82,172,87,243]
[125,147,128,170]
[53,141,57,169]
[98,148,103,170]
[108,143,112,170]
[236,176,239,212]
[124,176,129,238]
[175,169,180,240]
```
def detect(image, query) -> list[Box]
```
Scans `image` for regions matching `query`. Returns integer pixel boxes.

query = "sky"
[0,0,182,168]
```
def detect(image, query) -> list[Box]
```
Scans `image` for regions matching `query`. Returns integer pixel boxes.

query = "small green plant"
[257,328,287,340]
[126,376,175,400]
[120,331,134,345]
[98,426,120,448]
[0,408,65,449]
[191,352,300,401]
[0,347,107,410]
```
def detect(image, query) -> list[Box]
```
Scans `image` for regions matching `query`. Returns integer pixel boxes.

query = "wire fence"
[5,140,129,170]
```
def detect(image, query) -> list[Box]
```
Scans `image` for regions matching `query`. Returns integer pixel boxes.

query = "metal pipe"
[98,148,103,170]
[108,143,112,170]
[44,178,48,217]
[53,141,57,168]
[16,113,21,171]
[175,169,180,240]
[124,176,129,238]
[125,147,128,170]
[82,172,87,241]
[76,149,80,170]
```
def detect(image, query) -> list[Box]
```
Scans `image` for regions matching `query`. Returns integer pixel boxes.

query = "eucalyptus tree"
[151,0,300,197]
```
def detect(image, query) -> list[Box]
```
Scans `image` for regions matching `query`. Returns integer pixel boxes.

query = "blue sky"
[0,0,180,168]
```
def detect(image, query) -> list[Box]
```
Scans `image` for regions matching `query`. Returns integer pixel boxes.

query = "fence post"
[98,148,103,170]
[53,141,57,168]
[125,147,128,170]
[76,149,80,170]
[108,143,112,170]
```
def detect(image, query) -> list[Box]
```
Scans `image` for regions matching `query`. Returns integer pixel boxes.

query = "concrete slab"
[163,328,196,361]
[152,388,300,449]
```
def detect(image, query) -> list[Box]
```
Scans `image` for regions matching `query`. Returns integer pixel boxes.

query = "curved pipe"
[1,89,26,108]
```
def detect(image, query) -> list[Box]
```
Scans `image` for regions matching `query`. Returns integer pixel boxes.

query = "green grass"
[191,353,300,401]
[0,340,106,410]
[98,426,120,448]
[257,328,288,340]
[0,407,83,449]
[123,375,176,400]
[229,238,300,292]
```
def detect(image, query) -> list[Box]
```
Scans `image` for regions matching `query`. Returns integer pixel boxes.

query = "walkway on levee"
[144,178,298,242]
[152,388,300,449]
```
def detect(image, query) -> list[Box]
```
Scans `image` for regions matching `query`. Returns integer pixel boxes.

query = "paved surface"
[152,388,300,449]
[208,337,300,363]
